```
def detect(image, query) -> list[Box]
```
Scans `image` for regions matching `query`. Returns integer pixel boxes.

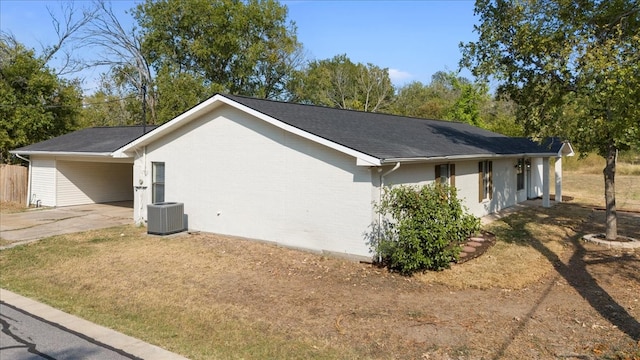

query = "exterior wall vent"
[147,202,185,235]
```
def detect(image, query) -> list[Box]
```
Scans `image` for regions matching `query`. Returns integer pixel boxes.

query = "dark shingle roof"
[223,94,563,160]
[11,94,564,160]
[12,126,157,153]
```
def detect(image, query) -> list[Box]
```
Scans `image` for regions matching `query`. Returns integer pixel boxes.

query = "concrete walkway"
[480,198,556,225]
[0,202,134,247]
[0,289,188,360]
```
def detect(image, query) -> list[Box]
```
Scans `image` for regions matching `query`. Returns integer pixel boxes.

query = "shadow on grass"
[490,204,640,359]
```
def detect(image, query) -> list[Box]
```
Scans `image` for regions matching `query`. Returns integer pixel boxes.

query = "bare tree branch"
[41,2,98,76]
[78,0,156,122]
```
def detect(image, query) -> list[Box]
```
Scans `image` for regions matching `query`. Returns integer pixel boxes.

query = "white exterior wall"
[455,160,489,217]
[56,160,133,206]
[484,158,518,215]
[134,106,375,258]
[383,158,523,218]
[30,156,56,207]
[529,157,544,198]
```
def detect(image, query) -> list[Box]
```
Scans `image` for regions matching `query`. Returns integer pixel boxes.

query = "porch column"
[542,157,550,207]
[555,157,563,202]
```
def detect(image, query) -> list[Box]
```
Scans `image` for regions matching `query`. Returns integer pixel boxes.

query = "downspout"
[377,162,401,262]
[141,146,147,223]
[15,154,32,207]
[133,146,148,225]
[380,162,401,189]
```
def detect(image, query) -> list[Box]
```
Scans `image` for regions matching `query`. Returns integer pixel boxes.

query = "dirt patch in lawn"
[1,203,639,359]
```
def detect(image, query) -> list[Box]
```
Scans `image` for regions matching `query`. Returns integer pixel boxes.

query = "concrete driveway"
[0,202,133,244]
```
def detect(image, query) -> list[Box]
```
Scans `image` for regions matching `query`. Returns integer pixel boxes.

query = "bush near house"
[374,183,480,275]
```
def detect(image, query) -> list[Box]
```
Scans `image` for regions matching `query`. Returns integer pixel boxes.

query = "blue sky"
[0,0,479,92]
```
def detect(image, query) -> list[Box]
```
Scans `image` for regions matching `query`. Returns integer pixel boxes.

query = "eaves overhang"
[9,150,113,158]
[380,151,563,165]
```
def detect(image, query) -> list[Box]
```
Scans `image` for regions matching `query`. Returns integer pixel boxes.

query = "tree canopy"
[461,0,640,239]
[0,36,82,162]
[134,0,302,122]
[289,54,394,112]
[390,71,521,134]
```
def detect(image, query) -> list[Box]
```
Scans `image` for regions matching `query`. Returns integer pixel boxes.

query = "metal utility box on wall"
[147,202,185,235]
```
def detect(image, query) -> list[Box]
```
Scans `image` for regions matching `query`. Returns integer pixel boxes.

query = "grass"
[562,171,640,210]
[563,152,640,175]
[416,208,574,290]
[0,227,353,359]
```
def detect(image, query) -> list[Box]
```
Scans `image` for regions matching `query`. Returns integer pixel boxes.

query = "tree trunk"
[603,145,617,240]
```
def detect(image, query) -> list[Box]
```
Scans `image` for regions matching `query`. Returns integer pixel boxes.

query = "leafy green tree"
[0,37,82,162]
[391,71,494,128]
[291,54,394,112]
[389,81,434,118]
[153,67,225,123]
[461,0,640,240]
[134,0,302,110]
[441,72,489,127]
[480,96,524,136]
[80,73,140,127]
[391,78,454,119]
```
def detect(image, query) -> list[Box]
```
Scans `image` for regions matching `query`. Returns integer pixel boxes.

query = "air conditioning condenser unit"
[147,202,185,235]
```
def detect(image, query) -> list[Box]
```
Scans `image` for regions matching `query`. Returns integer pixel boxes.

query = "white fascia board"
[382,154,502,164]
[522,152,561,158]
[356,157,381,166]
[558,142,575,157]
[381,152,560,164]
[8,150,112,157]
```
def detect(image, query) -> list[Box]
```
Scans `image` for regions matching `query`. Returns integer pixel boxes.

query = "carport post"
[555,157,563,202]
[15,153,32,206]
[542,157,550,208]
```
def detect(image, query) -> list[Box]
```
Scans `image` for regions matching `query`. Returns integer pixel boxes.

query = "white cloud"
[388,68,413,85]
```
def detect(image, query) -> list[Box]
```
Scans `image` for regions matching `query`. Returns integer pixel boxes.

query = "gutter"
[381,152,560,164]
[14,154,32,206]
[9,150,113,157]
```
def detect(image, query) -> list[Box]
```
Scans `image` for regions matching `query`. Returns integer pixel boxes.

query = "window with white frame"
[478,160,492,202]
[152,162,165,203]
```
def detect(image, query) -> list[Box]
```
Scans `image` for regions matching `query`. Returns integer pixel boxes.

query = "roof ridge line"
[221,93,471,125]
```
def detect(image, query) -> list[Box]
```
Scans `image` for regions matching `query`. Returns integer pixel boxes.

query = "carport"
[10,126,156,209]
[29,156,134,207]
[55,159,132,206]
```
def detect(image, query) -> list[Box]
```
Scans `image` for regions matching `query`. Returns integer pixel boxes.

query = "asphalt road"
[0,301,140,360]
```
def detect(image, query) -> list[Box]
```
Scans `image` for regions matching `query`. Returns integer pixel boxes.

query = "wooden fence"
[0,164,28,205]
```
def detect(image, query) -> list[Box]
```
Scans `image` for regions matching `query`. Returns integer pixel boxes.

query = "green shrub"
[373,183,480,275]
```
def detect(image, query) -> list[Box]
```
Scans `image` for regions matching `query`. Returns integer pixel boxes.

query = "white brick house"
[12,94,573,260]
